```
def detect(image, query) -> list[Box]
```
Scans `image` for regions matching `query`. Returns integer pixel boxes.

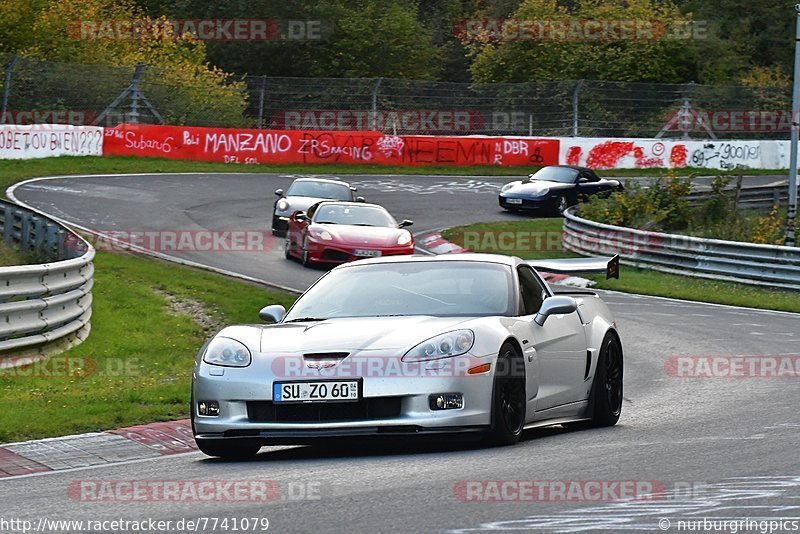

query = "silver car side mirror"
[534,296,577,326]
[259,304,286,324]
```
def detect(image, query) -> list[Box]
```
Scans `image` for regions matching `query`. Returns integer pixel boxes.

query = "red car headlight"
[311,229,333,241]
[397,230,412,246]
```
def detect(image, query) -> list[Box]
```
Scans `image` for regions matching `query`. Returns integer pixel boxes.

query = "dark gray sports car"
[499,165,623,216]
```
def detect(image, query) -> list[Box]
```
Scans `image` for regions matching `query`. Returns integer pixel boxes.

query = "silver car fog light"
[198,400,220,416]
[429,393,463,410]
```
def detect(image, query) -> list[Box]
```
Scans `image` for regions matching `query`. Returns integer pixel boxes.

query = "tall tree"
[466,0,691,83]
[0,0,247,125]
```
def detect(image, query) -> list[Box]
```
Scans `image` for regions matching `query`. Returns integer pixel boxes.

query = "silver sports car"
[192,254,623,457]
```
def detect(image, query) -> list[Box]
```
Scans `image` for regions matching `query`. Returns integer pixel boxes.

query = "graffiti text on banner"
[558,137,786,170]
[0,125,103,160]
[103,124,560,167]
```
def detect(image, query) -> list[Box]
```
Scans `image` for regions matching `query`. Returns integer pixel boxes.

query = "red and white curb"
[0,420,195,478]
[415,231,595,288]
[418,232,468,254]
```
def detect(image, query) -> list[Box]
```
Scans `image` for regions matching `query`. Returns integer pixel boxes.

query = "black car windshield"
[313,204,396,227]
[284,261,514,320]
[286,180,351,200]
[529,166,579,184]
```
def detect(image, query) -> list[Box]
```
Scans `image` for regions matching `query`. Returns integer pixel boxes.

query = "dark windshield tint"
[286,180,351,200]
[530,166,579,184]
[313,204,395,227]
[284,261,514,319]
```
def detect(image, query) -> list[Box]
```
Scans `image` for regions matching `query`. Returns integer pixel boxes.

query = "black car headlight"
[530,187,550,197]
[500,182,517,193]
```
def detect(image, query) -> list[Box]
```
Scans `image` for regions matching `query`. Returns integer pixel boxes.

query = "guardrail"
[563,207,800,291]
[0,199,94,366]
[687,181,797,212]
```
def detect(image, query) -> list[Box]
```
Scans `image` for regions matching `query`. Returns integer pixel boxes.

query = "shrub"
[578,172,791,246]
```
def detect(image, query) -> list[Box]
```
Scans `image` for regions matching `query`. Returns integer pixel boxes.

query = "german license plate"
[353,249,382,257]
[506,198,523,205]
[273,381,359,403]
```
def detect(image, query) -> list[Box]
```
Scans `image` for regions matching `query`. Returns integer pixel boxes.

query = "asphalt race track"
[3,172,799,533]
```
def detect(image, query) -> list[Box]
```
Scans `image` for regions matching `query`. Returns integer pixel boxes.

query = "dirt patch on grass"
[153,288,225,336]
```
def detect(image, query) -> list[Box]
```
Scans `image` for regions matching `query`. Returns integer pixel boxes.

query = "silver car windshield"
[530,166,579,183]
[284,261,515,320]
[286,180,351,200]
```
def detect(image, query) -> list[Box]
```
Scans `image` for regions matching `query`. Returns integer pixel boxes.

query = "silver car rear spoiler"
[526,254,619,280]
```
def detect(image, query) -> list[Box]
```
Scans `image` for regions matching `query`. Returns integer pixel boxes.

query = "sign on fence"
[0,125,104,160]
[102,124,560,167]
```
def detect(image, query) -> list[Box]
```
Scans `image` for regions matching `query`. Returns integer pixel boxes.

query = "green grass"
[0,155,787,201]
[0,252,296,443]
[443,219,800,313]
[0,242,33,266]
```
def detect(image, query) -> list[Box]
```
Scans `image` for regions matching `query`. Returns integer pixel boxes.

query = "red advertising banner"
[103,124,559,167]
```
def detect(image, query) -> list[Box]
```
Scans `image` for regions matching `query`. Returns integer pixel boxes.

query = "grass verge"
[442,219,800,313]
[0,251,296,443]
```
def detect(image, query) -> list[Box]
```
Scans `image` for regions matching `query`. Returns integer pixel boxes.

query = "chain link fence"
[1,55,791,139]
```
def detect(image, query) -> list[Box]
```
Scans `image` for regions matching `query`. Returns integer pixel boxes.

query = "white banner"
[556,137,787,170]
[0,125,104,160]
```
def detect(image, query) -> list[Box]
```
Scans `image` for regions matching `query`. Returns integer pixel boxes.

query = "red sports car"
[284,201,415,267]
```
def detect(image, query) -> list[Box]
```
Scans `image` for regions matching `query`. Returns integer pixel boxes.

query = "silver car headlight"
[203,337,251,367]
[277,199,290,212]
[402,330,474,362]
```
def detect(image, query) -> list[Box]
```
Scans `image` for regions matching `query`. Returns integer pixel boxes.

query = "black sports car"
[499,165,623,216]
[272,177,363,236]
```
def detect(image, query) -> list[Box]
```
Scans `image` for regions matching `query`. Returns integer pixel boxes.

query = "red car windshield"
[313,205,396,227]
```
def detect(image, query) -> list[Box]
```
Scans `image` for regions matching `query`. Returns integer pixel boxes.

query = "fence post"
[0,55,20,125]
[257,75,267,129]
[128,62,145,124]
[94,62,162,126]
[371,77,383,131]
[2,206,12,245]
[572,79,584,136]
